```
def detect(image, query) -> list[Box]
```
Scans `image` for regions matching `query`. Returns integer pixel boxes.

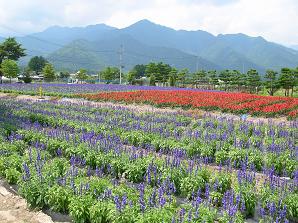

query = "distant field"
[81,90,298,119]
[0,83,219,97]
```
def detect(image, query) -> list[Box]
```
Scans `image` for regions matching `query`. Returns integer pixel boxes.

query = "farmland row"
[81,90,298,119]
[0,98,297,222]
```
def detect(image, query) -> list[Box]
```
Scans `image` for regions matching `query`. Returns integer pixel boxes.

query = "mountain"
[290,45,298,51]
[120,19,216,54]
[2,19,298,73]
[15,24,116,67]
[119,20,298,72]
[48,34,219,72]
[18,24,114,54]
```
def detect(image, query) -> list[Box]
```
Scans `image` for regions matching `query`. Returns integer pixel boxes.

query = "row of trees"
[124,62,297,96]
[23,58,298,96]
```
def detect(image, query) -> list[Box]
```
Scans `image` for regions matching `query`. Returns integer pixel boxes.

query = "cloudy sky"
[0,0,297,46]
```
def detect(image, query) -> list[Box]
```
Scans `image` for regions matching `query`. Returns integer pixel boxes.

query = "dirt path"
[0,180,69,223]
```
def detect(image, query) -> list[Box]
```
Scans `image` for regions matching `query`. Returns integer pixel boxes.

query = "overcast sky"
[0,0,297,46]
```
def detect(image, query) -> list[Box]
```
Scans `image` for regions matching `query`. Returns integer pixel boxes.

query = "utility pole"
[118,45,124,84]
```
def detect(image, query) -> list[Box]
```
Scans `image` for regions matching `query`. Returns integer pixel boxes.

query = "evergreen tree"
[246,69,261,93]
[207,70,218,89]
[264,70,280,96]
[42,63,56,82]
[279,68,295,96]
[168,68,178,86]
[178,68,189,87]
[28,56,48,75]
[219,70,232,91]
[149,74,156,86]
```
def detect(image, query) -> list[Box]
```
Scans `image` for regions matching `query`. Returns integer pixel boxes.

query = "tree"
[207,70,218,89]
[219,70,232,91]
[146,62,160,79]
[246,69,261,93]
[178,68,189,87]
[100,67,120,83]
[264,70,280,96]
[0,59,19,83]
[149,74,156,86]
[168,68,178,86]
[193,70,207,88]
[229,70,241,90]
[158,62,172,85]
[76,69,88,83]
[42,63,56,82]
[132,64,146,79]
[279,68,295,97]
[145,62,172,85]
[28,56,48,75]
[23,67,32,83]
[0,37,26,84]
[59,71,70,79]
[127,70,137,85]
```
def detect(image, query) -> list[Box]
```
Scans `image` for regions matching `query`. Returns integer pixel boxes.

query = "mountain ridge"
[1,19,297,73]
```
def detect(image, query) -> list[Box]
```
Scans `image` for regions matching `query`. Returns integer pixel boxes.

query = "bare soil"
[0,180,69,223]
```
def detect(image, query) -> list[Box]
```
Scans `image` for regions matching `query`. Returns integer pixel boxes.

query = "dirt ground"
[0,180,69,223]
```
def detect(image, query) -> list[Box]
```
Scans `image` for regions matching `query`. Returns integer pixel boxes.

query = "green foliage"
[45,185,73,213]
[136,207,174,223]
[5,168,21,184]
[264,69,280,96]
[279,67,296,96]
[89,201,115,223]
[284,193,298,219]
[180,168,210,198]
[1,59,19,81]
[69,195,94,223]
[23,67,32,83]
[145,62,172,84]
[149,74,156,86]
[131,64,146,79]
[100,67,119,83]
[76,69,88,82]
[266,151,297,177]
[42,63,56,82]
[0,37,26,63]
[126,70,137,84]
[19,177,48,208]
[246,69,261,93]
[28,56,48,74]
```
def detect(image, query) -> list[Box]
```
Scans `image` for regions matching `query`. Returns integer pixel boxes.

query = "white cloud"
[0,0,297,45]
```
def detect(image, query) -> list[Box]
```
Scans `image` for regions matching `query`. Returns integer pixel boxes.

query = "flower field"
[81,90,298,118]
[0,83,214,97]
[0,97,297,223]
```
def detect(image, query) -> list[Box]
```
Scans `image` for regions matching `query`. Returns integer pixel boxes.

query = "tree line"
[126,62,297,97]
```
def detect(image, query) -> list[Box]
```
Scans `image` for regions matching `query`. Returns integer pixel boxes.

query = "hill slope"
[48,34,219,72]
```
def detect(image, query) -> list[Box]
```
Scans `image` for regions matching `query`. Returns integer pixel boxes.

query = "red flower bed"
[80,90,298,118]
